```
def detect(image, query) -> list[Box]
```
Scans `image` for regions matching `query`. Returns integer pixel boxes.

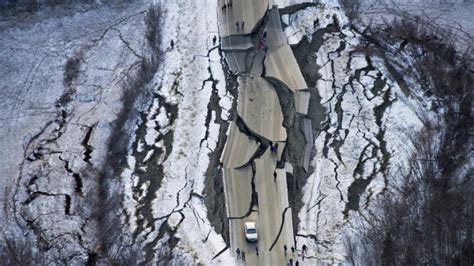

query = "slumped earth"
[0,0,472,264]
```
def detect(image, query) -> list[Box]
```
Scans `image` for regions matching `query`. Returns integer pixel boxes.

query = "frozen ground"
[0,0,145,215]
[357,0,474,49]
[121,0,233,264]
[287,0,428,262]
[0,0,233,263]
[0,0,470,264]
[0,2,153,262]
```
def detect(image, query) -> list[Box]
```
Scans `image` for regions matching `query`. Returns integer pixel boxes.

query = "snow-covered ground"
[0,2,153,262]
[287,0,427,262]
[1,0,470,264]
[0,0,233,263]
[358,0,474,49]
[120,0,233,264]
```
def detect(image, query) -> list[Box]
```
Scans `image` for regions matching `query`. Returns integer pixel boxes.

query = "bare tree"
[345,10,473,266]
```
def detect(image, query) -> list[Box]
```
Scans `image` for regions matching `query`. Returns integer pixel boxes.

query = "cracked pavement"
[1,0,466,264]
[218,2,310,265]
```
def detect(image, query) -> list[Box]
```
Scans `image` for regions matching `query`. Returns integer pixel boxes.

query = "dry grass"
[95,3,163,264]
[0,233,45,266]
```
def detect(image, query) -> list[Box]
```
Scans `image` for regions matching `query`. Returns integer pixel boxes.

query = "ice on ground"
[0,2,152,261]
[121,0,233,264]
[0,0,233,263]
[289,2,428,263]
[358,0,474,49]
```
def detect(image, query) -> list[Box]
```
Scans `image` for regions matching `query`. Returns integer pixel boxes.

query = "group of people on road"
[236,246,260,261]
[235,21,245,31]
[269,141,278,154]
[235,244,309,263]
[221,0,233,10]
[235,248,245,261]
[270,140,279,182]
[284,244,308,265]
[220,0,247,33]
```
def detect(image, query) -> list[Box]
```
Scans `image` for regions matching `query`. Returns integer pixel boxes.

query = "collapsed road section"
[217,1,313,264]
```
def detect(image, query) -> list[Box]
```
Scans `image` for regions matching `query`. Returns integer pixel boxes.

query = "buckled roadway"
[217,0,311,265]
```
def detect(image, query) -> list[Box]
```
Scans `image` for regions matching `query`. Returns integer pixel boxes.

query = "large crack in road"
[216,4,317,264]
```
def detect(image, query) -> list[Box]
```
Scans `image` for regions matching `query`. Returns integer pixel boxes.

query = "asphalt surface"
[218,1,310,265]
[237,76,287,142]
[221,122,260,168]
[264,44,308,92]
[217,0,269,37]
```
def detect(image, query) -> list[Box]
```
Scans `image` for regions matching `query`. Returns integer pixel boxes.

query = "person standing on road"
[236,248,241,259]
[273,171,277,182]
[291,246,295,254]
[213,35,217,46]
[235,21,240,31]
[241,251,246,261]
[284,244,288,255]
[269,141,274,153]
[302,244,307,254]
[241,21,245,31]
[170,39,174,49]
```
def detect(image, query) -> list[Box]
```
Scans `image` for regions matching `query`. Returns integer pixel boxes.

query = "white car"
[244,222,258,242]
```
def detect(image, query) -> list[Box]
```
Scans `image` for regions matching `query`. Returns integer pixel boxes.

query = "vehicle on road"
[244,222,258,242]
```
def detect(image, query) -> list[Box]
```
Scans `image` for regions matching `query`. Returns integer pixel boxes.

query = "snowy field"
[0,0,470,264]
[0,2,153,262]
[0,0,233,263]
[286,0,428,262]
[121,0,233,263]
[358,0,474,48]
